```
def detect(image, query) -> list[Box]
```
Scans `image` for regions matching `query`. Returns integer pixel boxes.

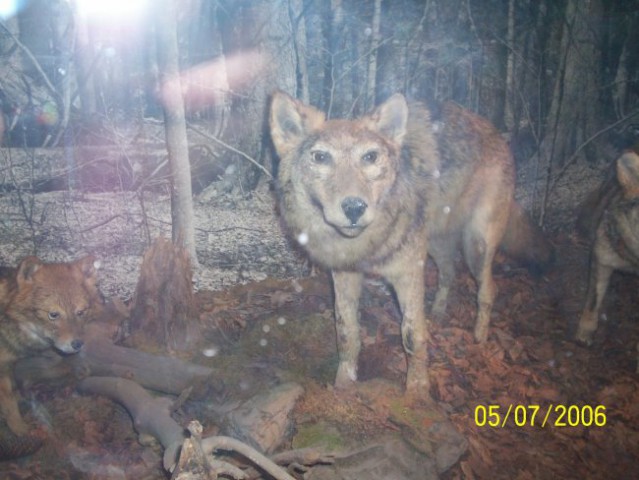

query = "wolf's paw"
[334,362,358,390]
[6,415,29,437]
[432,299,447,317]
[474,323,489,343]
[575,328,594,346]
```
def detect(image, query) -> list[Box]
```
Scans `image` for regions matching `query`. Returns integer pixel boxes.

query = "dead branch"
[13,338,213,395]
[200,436,296,480]
[77,338,213,394]
[187,123,272,179]
[78,377,298,479]
[549,108,639,194]
[270,447,335,468]
[0,19,61,102]
[77,376,185,471]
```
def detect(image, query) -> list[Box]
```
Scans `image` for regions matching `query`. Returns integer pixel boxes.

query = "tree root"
[78,376,298,479]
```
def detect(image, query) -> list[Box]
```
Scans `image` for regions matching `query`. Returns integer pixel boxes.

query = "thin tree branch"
[549,108,639,194]
[187,123,273,179]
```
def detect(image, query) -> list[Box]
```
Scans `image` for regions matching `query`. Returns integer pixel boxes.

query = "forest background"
[0,0,638,270]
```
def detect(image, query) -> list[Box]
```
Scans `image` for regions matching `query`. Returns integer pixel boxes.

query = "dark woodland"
[1,0,639,479]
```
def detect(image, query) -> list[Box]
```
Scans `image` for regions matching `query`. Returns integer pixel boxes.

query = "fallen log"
[14,338,213,395]
[77,338,212,394]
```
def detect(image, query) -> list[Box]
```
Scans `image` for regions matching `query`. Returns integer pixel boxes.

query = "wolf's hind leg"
[429,239,456,318]
[463,228,499,343]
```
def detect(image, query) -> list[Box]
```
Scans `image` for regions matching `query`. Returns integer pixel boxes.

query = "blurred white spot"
[291,279,303,293]
[262,324,271,333]
[225,164,236,175]
[547,359,556,368]
[364,27,372,36]
[417,259,425,267]
[104,46,117,58]
[432,169,440,179]
[277,316,287,326]
[202,346,219,357]
[259,338,268,347]
[443,205,451,214]
[297,232,309,245]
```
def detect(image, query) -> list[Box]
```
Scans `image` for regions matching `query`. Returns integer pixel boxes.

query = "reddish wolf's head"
[6,255,103,355]
[270,91,409,240]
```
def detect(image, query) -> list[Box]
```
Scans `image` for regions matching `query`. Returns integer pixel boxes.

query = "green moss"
[292,421,344,451]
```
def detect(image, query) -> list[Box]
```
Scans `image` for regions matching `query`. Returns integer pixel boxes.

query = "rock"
[222,382,304,454]
[305,437,439,480]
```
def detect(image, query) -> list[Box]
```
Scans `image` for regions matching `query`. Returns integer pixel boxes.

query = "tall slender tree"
[155,0,197,264]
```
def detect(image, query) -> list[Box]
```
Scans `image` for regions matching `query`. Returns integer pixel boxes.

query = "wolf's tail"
[500,202,555,275]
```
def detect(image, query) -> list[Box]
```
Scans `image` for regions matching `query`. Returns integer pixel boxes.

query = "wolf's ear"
[75,255,100,280]
[370,94,408,145]
[617,151,639,199]
[16,256,42,286]
[270,91,325,157]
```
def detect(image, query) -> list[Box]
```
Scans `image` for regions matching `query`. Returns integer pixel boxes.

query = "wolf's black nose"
[71,339,84,351]
[341,197,368,225]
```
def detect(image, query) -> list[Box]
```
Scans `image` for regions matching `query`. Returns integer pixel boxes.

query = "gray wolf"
[269,91,553,397]
[0,255,102,437]
[576,151,639,344]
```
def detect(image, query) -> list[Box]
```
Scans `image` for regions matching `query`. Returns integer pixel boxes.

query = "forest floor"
[0,171,638,479]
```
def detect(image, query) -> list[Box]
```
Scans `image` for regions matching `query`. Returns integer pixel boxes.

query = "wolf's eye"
[362,151,378,164]
[48,311,61,321]
[311,151,331,165]
[76,309,86,317]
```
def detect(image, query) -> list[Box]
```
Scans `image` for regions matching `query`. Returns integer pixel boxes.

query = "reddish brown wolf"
[269,92,553,397]
[0,256,102,438]
[576,151,639,345]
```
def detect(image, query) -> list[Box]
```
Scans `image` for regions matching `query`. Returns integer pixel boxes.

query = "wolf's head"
[270,91,408,241]
[9,255,103,355]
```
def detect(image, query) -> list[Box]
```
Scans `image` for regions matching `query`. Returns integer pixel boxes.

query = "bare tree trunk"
[613,33,630,119]
[72,3,97,118]
[504,0,515,131]
[290,0,310,103]
[324,0,345,117]
[366,0,382,110]
[156,0,198,264]
[533,0,602,223]
[217,0,297,191]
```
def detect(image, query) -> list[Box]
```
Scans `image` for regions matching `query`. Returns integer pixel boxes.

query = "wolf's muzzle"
[341,196,368,225]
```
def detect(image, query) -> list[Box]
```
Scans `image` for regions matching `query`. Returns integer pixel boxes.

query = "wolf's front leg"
[0,372,28,435]
[385,263,431,398]
[332,270,363,388]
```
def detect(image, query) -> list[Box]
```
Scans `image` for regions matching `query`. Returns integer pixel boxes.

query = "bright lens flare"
[0,0,23,18]
[75,0,149,19]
